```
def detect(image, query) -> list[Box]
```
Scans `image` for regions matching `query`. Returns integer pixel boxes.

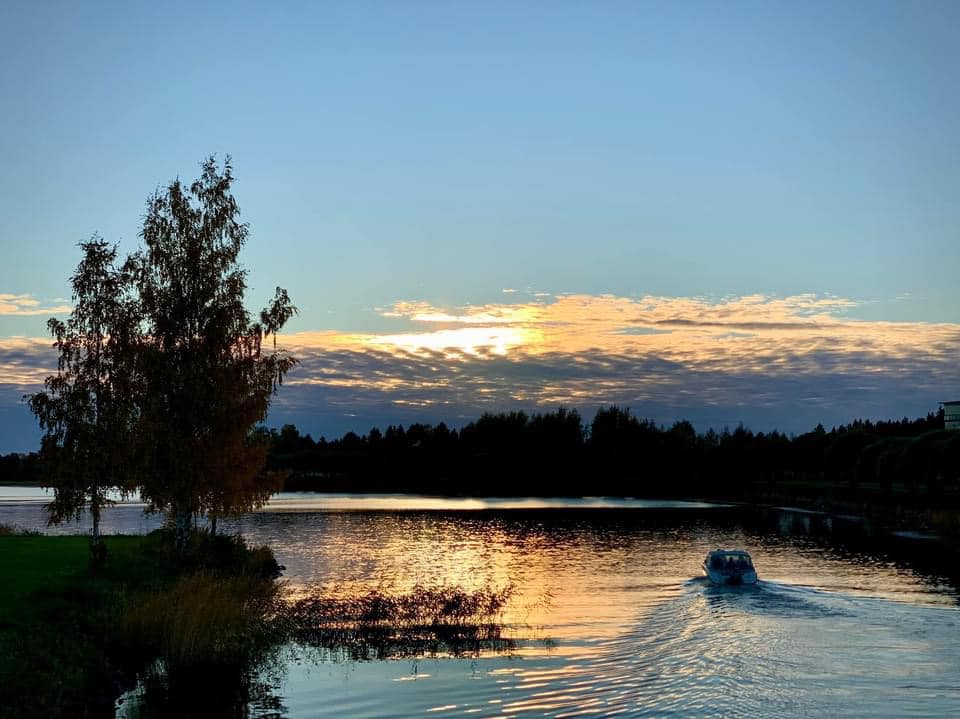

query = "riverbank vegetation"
[0,530,283,718]
[0,528,515,718]
[0,157,304,716]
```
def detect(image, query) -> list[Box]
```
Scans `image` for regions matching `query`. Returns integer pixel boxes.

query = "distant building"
[942,401,960,430]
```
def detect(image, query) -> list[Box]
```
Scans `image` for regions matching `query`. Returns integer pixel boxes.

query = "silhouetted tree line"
[260,407,959,502]
[0,452,42,484]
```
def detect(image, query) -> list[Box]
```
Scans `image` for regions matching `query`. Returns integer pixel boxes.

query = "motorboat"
[702,549,758,585]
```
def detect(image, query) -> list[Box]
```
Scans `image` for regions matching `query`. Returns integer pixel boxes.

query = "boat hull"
[703,567,758,585]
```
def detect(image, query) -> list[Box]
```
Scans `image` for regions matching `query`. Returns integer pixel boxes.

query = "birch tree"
[28,238,139,561]
[133,156,297,552]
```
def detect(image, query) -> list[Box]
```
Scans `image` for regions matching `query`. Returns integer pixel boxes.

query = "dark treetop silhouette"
[257,406,958,507]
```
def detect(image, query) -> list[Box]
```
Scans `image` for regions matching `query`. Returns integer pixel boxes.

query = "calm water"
[2,491,959,717]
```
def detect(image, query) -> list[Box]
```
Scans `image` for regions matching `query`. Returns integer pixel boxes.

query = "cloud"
[350,293,957,372]
[2,292,958,447]
[0,293,72,316]
[0,337,56,388]
[268,293,960,434]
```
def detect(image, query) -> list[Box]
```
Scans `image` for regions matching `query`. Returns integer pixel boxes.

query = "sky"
[1,1,959,451]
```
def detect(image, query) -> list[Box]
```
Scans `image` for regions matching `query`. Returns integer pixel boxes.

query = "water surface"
[2,490,958,717]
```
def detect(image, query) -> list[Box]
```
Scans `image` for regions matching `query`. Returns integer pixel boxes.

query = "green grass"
[0,530,283,718]
[0,535,149,626]
[0,531,516,717]
[0,535,155,718]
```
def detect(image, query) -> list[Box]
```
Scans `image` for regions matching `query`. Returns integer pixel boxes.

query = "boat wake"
[472,580,960,718]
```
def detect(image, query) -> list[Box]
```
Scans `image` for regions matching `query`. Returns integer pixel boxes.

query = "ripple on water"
[251,508,960,718]
[8,495,956,718]
[454,581,960,718]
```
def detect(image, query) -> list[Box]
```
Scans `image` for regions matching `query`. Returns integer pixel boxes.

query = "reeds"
[119,573,282,668]
[284,584,516,660]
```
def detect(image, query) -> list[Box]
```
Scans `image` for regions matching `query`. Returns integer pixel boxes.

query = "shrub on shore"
[153,529,284,579]
[1,529,518,718]
[119,573,282,668]
[0,523,40,536]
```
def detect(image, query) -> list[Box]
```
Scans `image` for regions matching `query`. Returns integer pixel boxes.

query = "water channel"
[2,491,958,717]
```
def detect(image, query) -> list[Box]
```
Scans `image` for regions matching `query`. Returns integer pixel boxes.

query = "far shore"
[3,483,958,557]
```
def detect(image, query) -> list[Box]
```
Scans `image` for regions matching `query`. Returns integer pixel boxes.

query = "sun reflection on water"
[48,499,956,718]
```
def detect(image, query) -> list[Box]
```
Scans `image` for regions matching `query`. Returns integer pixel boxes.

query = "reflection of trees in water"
[122,655,287,719]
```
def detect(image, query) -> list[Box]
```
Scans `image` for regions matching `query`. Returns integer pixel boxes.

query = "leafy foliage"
[28,157,297,550]
[132,157,297,546]
[27,238,139,551]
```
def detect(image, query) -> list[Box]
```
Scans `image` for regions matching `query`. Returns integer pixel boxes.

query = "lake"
[2,491,959,717]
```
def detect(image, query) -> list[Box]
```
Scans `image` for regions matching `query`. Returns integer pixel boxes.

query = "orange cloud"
[283,293,958,378]
[3,293,958,434]
[0,337,56,387]
[0,293,72,317]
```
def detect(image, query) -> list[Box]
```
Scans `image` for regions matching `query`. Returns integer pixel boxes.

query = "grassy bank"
[0,530,517,718]
[0,534,150,718]
[0,534,148,624]
[0,530,282,719]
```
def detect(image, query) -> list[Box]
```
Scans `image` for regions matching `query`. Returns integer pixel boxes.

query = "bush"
[151,528,283,579]
[0,524,40,536]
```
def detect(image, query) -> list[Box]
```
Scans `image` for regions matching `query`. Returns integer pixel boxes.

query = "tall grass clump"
[120,573,282,669]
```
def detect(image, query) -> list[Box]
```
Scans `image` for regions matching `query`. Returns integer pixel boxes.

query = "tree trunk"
[89,502,106,568]
[174,507,192,557]
[210,512,218,537]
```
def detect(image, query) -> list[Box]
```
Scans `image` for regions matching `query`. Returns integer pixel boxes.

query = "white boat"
[702,549,758,585]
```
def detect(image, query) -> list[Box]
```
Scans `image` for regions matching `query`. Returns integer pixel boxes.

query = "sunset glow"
[4,291,957,444]
[2,1,959,450]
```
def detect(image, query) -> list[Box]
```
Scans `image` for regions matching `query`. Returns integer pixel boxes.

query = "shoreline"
[4,487,957,559]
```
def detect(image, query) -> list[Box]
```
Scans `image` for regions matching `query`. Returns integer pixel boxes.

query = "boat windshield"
[710,554,753,571]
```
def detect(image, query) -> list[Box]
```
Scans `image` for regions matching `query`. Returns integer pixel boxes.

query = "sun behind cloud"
[3,292,958,437]
[309,293,957,372]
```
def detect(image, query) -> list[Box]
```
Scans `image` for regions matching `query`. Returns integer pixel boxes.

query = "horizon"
[0,397,949,457]
[2,1,959,452]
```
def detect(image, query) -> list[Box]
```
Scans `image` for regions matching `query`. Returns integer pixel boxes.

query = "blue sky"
[1,1,959,451]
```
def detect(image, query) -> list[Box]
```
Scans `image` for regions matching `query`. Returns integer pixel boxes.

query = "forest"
[255,406,959,504]
[5,407,957,507]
